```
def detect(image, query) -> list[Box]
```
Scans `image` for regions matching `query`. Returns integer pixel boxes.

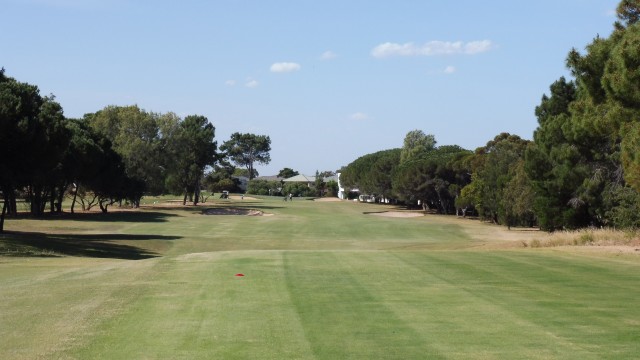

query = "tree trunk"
[8,190,17,216]
[0,193,7,232]
[49,185,56,213]
[193,178,201,205]
[71,183,79,214]
[55,183,65,213]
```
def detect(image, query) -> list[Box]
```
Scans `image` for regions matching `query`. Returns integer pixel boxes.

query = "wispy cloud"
[444,65,456,74]
[321,51,337,60]
[270,62,301,73]
[350,112,369,121]
[371,40,494,58]
[225,80,237,86]
[245,78,259,88]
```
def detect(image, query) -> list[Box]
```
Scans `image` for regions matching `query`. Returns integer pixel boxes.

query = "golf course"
[1,196,639,359]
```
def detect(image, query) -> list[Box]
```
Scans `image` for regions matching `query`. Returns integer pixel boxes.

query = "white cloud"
[371,40,493,58]
[321,50,337,60]
[606,9,616,17]
[444,65,456,74]
[225,80,237,86]
[245,79,259,88]
[270,62,301,73]
[350,112,369,121]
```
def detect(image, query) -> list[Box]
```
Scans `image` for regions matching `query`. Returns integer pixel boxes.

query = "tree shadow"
[10,210,181,223]
[0,231,181,260]
[163,204,286,214]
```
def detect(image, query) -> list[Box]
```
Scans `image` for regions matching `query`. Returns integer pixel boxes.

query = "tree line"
[0,70,271,231]
[341,1,640,231]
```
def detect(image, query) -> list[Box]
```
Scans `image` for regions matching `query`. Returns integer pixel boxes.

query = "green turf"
[1,196,639,359]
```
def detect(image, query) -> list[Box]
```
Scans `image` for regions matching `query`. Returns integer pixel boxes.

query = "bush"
[247,179,281,196]
[283,182,315,197]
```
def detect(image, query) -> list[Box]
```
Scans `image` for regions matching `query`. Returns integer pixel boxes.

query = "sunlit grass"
[1,197,640,359]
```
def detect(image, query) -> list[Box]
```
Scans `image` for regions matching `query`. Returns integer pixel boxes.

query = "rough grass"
[525,228,640,248]
[1,196,640,359]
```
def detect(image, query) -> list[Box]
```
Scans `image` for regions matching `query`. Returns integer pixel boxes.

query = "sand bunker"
[369,211,424,218]
[203,208,264,216]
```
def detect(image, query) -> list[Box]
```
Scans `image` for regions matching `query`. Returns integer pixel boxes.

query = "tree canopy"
[220,132,271,180]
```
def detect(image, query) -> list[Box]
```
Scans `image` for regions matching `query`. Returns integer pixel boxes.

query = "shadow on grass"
[9,210,181,223]
[0,231,180,260]
[161,204,286,213]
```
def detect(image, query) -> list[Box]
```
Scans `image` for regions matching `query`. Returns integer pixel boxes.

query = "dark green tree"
[220,133,271,180]
[393,145,471,213]
[166,115,218,205]
[277,168,299,178]
[86,105,167,196]
[340,149,401,199]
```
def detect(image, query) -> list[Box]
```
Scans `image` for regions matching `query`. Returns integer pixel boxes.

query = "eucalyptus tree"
[86,105,168,196]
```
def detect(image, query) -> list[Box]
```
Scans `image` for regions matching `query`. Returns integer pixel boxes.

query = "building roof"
[283,174,315,182]
[253,175,284,182]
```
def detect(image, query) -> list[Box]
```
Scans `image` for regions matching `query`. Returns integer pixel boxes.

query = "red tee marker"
[235,273,245,277]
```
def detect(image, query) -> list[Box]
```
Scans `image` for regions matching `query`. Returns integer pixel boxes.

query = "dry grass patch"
[525,228,640,251]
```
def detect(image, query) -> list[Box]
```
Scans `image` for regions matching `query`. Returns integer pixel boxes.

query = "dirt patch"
[202,208,265,216]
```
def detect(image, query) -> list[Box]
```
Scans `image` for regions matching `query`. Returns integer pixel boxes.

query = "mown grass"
[1,196,639,359]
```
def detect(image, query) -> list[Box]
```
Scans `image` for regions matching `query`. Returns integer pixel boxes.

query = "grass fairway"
[1,197,639,359]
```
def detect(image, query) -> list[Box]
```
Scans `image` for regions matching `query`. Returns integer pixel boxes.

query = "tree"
[314,170,324,197]
[0,69,72,221]
[469,133,530,224]
[278,168,299,178]
[86,105,167,196]
[166,115,218,205]
[220,132,271,180]
[203,160,241,194]
[393,145,471,213]
[340,149,401,199]
[526,4,640,230]
[400,130,436,163]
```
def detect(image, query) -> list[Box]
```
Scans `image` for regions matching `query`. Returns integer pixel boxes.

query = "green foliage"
[400,129,436,163]
[283,182,315,197]
[469,133,531,225]
[247,179,280,196]
[86,105,167,195]
[603,184,640,228]
[340,148,401,198]
[621,122,640,191]
[528,7,640,230]
[277,167,298,178]
[393,145,471,213]
[325,180,339,197]
[221,132,271,180]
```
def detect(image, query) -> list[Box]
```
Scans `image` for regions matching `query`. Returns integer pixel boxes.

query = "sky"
[1,0,621,176]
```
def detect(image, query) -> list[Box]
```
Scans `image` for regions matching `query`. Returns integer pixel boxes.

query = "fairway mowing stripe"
[390,251,635,358]
[283,251,447,359]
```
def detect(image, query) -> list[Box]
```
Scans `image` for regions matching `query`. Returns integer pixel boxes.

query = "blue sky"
[2,0,620,176]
